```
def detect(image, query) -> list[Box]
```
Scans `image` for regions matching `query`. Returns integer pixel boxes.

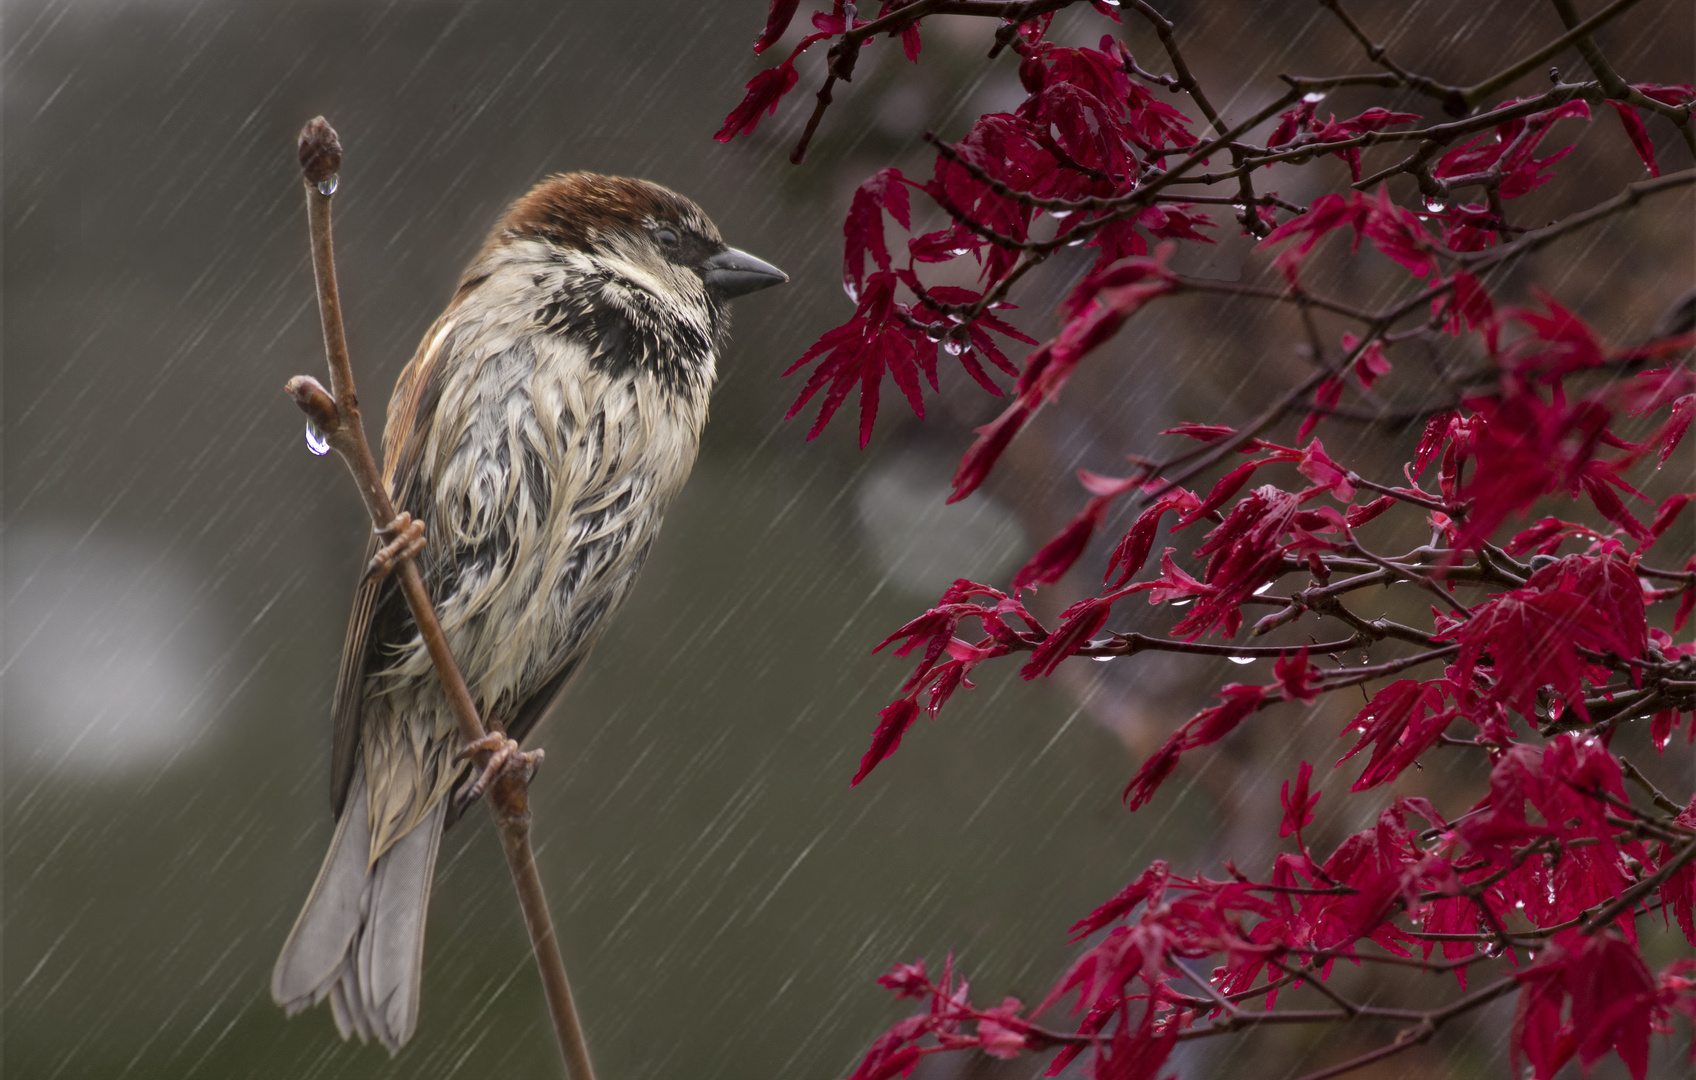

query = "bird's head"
[458,174,785,395]
[488,172,785,307]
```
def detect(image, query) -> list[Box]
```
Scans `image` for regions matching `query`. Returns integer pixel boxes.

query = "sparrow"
[271,172,786,1052]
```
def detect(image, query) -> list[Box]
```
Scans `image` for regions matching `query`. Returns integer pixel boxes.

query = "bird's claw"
[365,513,426,582]
[455,734,543,807]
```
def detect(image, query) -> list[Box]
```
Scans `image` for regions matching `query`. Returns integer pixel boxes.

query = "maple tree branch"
[1267,957,1362,1016]
[1125,0,1272,235]
[1345,474,1447,511]
[1084,632,1367,660]
[1548,0,1694,143]
[1136,168,1693,504]
[1283,975,1523,1080]
[1584,834,1696,932]
[1241,83,1603,171]
[1466,166,1696,268]
[1317,643,1461,689]
[1620,756,1686,815]
[1460,0,1647,106]
[790,0,1085,162]
[843,0,1078,46]
[1317,0,1469,115]
[285,118,595,1080]
[1345,536,1471,617]
[1172,957,1243,1015]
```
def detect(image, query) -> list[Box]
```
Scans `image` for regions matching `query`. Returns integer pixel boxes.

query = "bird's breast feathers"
[381,262,715,714]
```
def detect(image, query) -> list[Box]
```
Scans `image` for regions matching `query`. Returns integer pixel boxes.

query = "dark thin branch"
[1085,632,1367,660]
[1346,536,1471,618]
[1464,167,1696,268]
[1549,0,1695,140]
[1585,834,1696,932]
[1317,0,1469,115]
[1239,82,1602,171]
[1461,0,1649,106]
[1284,978,1521,1080]
[1620,756,1686,816]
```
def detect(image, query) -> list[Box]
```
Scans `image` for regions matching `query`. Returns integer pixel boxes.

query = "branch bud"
[285,374,340,435]
[298,117,343,187]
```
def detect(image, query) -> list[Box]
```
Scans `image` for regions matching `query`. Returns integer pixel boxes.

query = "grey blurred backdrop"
[4,3,1692,1079]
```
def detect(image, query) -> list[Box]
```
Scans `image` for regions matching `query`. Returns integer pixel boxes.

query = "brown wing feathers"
[327,311,456,819]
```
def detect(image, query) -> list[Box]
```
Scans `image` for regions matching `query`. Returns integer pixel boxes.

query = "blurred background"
[3,2,1692,1078]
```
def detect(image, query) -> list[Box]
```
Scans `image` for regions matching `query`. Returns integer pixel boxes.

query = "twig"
[1620,756,1686,815]
[1460,0,1649,106]
[1317,0,1469,115]
[286,118,595,1080]
[1285,1008,1430,1079]
[1549,0,1695,143]
[1584,834,1696,933]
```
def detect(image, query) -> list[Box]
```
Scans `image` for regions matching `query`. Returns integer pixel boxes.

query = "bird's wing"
[329,532,384,817]
[328,303,466,818]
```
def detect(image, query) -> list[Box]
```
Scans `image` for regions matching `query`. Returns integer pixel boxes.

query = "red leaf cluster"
[725,6,1696,1077]
[1454,555,1647,721]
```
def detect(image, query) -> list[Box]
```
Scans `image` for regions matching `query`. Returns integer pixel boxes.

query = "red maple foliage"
[721,2,1696,1077]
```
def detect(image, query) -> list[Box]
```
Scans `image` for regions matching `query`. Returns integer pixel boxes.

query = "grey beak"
[701,246,787,298]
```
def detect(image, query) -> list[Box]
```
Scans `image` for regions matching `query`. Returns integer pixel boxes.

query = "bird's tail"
[271,764,447,1054]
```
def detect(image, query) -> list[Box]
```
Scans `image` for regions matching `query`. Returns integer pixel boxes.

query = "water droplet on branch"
[317,176,339,196]
[305,421,331,456]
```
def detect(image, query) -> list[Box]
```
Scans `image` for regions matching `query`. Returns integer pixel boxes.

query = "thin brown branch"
[1549,0,1694,136]
[1267,957,1362,1015]
[1316,644,1460,689]
[1084,632,1367,660]
[1584,834,1696,933]
[1282,969,1526,1078]
[1463,167,1696,269]
[1620,756,1686,816]
[1317,0,1469,114]
[1346,536,1471,618]
[1461,0,1648,106]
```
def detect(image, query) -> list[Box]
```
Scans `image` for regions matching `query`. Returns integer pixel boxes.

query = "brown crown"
[498,172,719,252]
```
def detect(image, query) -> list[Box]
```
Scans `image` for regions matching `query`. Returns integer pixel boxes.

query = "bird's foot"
[455,733,544,807]
[364,513,426,582]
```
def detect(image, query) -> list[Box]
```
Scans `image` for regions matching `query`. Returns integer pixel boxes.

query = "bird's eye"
[655,227,680,247]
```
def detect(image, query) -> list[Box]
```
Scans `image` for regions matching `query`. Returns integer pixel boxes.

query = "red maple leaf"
[1279,760,1320,840]
[1454,556,1644,721]
[1338,679,1457,789]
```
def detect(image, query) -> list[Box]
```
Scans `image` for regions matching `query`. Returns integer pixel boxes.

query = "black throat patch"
[535,272,720,397]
